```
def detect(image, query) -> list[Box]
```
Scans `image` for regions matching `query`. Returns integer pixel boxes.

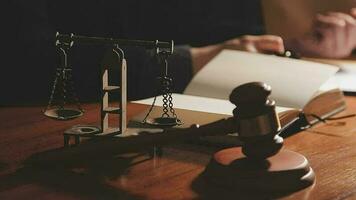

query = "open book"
[133,50,345,144]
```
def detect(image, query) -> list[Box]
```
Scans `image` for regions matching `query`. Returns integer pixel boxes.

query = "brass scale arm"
[55,32,174,52]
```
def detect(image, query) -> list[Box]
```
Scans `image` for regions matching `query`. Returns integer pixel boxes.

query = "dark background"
[4,0,264,105]
[8,0,264,45]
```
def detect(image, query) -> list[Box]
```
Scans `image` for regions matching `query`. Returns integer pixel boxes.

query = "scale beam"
[56,32,174,54]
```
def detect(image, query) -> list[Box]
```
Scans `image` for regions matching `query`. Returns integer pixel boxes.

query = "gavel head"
[229,82,283,160]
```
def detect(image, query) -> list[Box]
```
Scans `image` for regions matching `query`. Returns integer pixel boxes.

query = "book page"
[184,50,338,109]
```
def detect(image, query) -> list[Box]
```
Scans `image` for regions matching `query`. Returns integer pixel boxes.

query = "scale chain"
[161,77,171,118]
[61,68,67,109]
[142,50,181,126]
[168,92,178,119]
[46,68,61,111]
[44,44,83,120]
[66,68,83,112]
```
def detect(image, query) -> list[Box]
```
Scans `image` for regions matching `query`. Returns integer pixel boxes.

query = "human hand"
[288,9,356,58]
[223,35,285,54]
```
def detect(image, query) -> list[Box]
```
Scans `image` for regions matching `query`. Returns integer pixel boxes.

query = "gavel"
[29,82,294,166]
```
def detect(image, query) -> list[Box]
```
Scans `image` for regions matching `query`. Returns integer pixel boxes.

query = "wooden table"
[1,97,356,200]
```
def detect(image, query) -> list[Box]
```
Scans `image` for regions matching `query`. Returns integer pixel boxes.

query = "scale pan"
[44,108,83,120]
[145,117,182,127]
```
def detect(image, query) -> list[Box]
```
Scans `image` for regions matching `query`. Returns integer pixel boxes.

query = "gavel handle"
[28,117,236,167]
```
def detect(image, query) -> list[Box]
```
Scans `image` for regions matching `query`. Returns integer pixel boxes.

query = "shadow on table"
[0,162,7,172]
[0,153,149,200]
[191,171,314,200]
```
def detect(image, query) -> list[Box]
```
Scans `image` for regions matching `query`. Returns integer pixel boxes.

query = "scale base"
[203,148,315,192]
[63,125,162,147]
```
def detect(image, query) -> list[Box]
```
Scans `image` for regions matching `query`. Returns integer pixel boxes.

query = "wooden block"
[203,148,315,192]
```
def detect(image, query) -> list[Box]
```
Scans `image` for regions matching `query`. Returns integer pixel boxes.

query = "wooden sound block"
[203,148,315,191]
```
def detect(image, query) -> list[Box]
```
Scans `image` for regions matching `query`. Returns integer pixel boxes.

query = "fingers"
[315,13,346,28]
[225,35,285,54]
[349,8,356,48]
[327,12,356,47]
[314,14,346,52]
[314,11,356,34]
[305,10,356,58]
[328,12,356,26]
[252,35,285,54]
[351,8,356,18]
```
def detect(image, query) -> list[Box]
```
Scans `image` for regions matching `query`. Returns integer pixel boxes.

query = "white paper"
[184,50,338,109]
[133,93,291,116]
[330,70,356,92]
[306,58,356,92]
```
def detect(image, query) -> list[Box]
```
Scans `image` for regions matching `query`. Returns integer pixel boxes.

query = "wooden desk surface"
[1,97,356,200]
